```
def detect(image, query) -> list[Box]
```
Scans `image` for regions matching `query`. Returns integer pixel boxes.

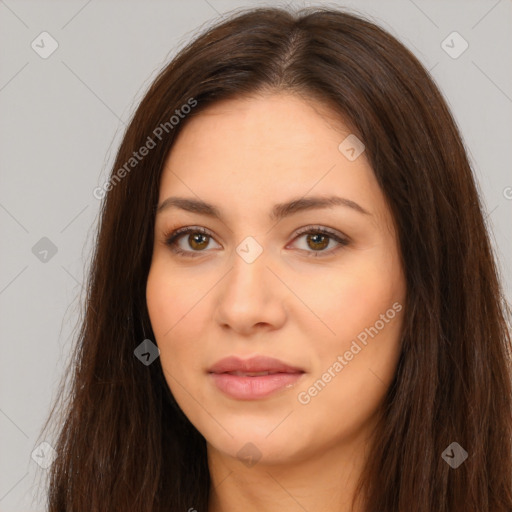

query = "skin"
[146,93,406,512]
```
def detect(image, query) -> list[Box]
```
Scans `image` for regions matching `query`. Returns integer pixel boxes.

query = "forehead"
[157,93,384,224]
[161,93,367,178]
[167,93,352,163]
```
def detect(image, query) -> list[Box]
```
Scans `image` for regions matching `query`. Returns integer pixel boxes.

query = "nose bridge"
[226,237,270,300]
[214,235,286,332]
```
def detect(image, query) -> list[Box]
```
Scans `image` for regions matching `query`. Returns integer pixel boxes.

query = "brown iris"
[188,233,209,250]
[186,231,330,252]
[306,233,329,251]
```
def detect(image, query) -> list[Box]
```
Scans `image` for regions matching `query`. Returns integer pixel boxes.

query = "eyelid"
[286,225,349,257]
[165,225,215,242]
[163,225,220,258]
[163,224,349,258]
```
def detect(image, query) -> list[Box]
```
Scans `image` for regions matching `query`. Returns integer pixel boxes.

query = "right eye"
[164,226,221,257]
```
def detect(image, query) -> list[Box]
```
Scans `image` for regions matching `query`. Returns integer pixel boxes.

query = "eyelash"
[163,225,349,259]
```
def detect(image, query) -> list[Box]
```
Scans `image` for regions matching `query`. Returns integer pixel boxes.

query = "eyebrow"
[156,195,370,221]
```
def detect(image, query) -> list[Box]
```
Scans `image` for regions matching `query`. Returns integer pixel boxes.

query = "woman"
[39,6,512,512]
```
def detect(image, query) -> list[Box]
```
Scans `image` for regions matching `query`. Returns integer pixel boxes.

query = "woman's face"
[146,93,406,466]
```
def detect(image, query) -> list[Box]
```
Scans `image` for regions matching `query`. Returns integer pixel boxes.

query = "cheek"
[146,263,206,375]
[296,256,404,355]
[146,265,216,432]
[293,271,404,443]
[146,261,204,338]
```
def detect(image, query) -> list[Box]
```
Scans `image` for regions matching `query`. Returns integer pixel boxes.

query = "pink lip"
[208,356,305,400]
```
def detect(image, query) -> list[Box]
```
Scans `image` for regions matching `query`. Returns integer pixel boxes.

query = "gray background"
[0,0,511,510]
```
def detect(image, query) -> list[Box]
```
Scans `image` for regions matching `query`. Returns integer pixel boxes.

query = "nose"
[214,246,287,336]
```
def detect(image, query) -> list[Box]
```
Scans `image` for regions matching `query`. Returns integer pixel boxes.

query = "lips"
[226,370,280,376]
[208,355,304,375]
[208,356,305,400]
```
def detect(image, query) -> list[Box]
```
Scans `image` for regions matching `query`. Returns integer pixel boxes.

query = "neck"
[207,432,372,512]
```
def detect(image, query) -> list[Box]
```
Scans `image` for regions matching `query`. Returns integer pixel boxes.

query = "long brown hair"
[38,6,512,511]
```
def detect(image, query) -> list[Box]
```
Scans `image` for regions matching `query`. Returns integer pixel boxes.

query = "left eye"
[164,226,349,258]
[292,232,340,252]
[288,228,349,257]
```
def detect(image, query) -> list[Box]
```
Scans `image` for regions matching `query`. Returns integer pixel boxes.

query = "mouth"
[223,370,292,376]
[208,355,305,400]
[208,355,305,374]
